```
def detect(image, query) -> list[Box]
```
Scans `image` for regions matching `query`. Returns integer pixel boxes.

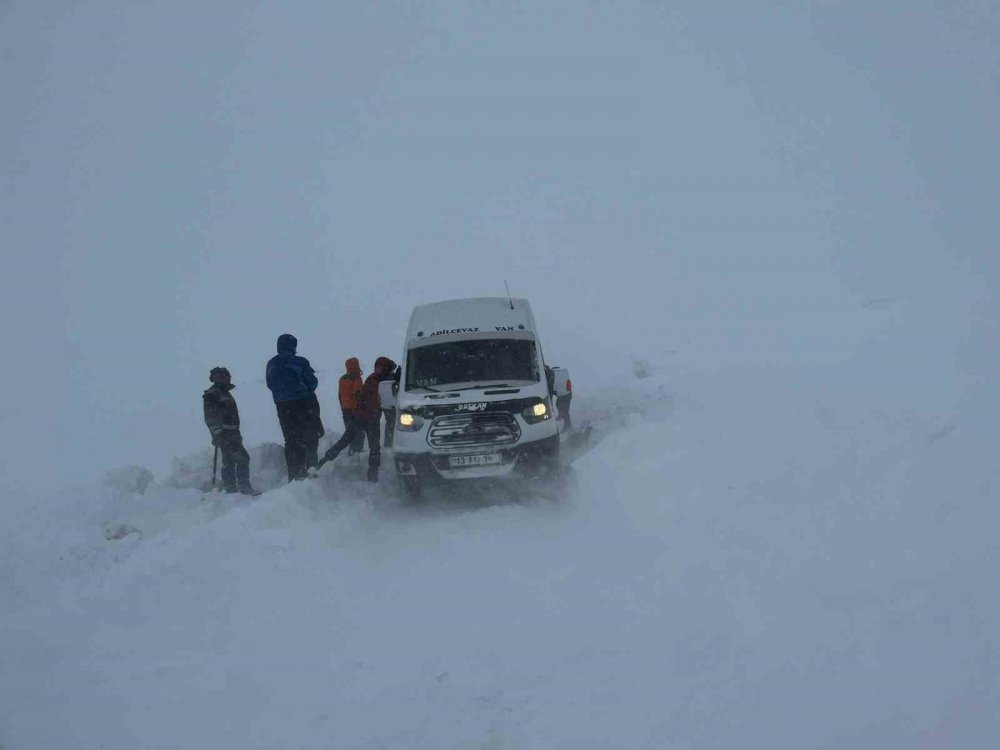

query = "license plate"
[448,453,502,468]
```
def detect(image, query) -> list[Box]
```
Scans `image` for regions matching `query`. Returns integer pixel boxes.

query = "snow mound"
[102,523,141,542]
[102,465,154,495]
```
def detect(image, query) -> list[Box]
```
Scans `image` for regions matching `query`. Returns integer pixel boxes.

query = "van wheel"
[399,476,423,502]
[540,442,562,479]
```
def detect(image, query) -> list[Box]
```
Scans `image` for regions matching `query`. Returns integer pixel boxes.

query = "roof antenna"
[504,280,514,310]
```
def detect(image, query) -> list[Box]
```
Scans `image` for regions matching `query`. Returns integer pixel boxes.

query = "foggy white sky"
[1,1,997,489]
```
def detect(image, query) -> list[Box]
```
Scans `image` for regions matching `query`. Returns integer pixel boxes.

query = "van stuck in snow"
[380,297,571,497]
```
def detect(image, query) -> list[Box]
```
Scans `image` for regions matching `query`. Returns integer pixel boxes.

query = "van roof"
[406,297,536,342]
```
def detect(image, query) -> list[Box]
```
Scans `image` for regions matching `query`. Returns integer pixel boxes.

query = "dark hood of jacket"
[373,356,396,376]
[277,333,298,355]
[345,357,361,375]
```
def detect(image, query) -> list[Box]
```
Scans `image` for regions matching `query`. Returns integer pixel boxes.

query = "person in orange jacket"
[323,356,397,482]
[338,357,366,455]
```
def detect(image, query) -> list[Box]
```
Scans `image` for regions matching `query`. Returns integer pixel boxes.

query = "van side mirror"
[551,367,571,397]
[379,380,397,409]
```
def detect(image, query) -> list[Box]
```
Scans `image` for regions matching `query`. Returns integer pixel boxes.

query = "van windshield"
[406,339,539,391]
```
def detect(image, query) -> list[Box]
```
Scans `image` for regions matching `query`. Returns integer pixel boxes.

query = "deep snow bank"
[1,361,997,749]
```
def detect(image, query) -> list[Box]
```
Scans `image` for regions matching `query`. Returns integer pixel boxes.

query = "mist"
[1,1,996,489]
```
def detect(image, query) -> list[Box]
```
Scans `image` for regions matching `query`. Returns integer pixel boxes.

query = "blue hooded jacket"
[265,334,319,402]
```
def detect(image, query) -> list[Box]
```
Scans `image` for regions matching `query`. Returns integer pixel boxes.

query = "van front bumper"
[393,434,559,481]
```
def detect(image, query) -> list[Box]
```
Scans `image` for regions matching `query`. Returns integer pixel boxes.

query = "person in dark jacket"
[556,383,572,431]
[266,334,324,481]
[545,365,572,430]
[338,357,366,455]
[322,356,396,482]
[203,367,260,495]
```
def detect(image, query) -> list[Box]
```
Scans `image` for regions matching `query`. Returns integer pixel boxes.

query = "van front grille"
[427,412,521,449]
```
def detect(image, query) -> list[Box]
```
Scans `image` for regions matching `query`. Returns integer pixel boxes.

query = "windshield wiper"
[415,384,446,393]
[413,384,461,395]
[414,383,519,393]
[452,383,515,391]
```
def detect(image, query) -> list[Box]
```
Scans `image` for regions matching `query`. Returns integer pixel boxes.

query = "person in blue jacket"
[266,333,324,480]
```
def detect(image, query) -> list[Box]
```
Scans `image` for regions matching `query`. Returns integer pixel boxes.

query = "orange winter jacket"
[338,358,363,412]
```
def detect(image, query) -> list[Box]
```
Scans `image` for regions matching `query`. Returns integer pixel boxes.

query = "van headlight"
[398,411,424,431]
[521,400,551,424]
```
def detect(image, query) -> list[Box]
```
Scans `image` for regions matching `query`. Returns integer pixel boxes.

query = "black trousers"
[217,432,252,490]
[382,409,395,448]
[342,410,366,453]
[556,394,572,431]
[276,399,320,480]
[329,418,382,475]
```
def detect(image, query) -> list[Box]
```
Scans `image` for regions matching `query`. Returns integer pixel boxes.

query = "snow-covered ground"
[3,357,996,749]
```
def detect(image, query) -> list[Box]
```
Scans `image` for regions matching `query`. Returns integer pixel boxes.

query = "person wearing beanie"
[202,367,260,496]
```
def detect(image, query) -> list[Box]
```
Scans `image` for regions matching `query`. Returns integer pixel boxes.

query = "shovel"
[201,445,219,493]
[308,450,335,478]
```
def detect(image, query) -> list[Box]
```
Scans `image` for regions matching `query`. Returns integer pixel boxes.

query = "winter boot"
[221,463,238,493]
[366,466,379,483]
[235,463,259,496]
